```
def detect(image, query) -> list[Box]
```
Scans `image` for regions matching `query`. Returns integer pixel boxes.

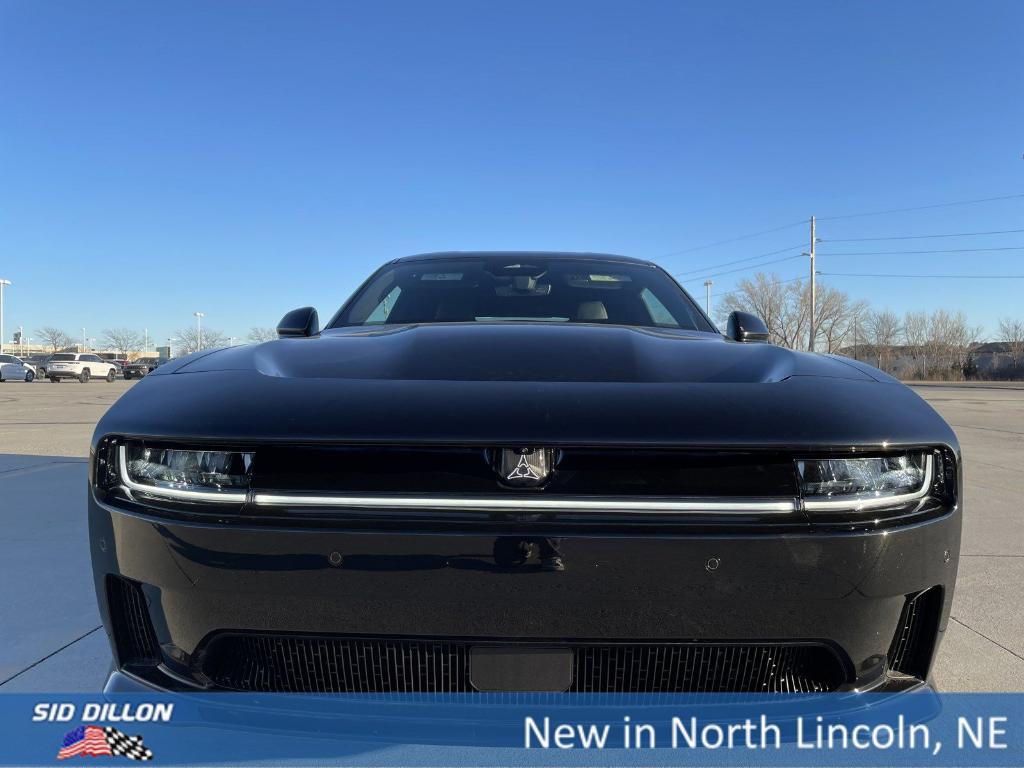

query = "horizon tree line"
[718,271,1022,380]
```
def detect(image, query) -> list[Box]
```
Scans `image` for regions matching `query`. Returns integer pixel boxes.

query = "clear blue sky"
[1,0,1022,348]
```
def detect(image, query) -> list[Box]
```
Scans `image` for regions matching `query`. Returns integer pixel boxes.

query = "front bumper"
[89,492,960,694]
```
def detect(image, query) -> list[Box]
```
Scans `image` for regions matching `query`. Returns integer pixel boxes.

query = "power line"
[821,272,1024,279]
[709,274,806,300]
[659,220,806,258]
[681,253,804,283]
[672,242,806,277]
[818,192,1024,222]
[659,192,1023,262]
[817,245,1024,256]
[823,227,1024,243]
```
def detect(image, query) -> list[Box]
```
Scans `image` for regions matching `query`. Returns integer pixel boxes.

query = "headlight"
[798,452,933,511]
[119,443,253,502]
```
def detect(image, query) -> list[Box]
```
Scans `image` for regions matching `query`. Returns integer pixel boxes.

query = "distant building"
[970,342,1023,378]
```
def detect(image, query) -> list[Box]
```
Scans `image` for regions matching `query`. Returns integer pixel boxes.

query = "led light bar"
[249,493,797,514]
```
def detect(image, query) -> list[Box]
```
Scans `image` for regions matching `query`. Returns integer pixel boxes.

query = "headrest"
[574,301,608,321]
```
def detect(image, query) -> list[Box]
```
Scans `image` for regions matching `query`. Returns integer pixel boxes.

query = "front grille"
[106,576,160,666]
[572,643,842,693]
[888,587,943,679]
[253,446,799,498]
[202,635,846,693]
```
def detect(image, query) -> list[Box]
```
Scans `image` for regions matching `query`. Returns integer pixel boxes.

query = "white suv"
[46,353,120,383]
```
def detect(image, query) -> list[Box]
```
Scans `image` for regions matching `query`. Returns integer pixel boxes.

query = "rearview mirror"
[726,311,770,343]
[277,307,320,338]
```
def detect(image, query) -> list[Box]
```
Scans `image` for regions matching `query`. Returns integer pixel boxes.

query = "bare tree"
[902,311,929,378]
[248,326,277,343]
[721,274,864,354]
[865,310,901,370]
[846,303,869,361]
[719,273,809,349]
[814,285,867,354]
[173,326,228,355]
[36,326,71,352]
[714,273,992,382]
[102,328,143,357]
[925,310,981,380]
[998,317,1024,363]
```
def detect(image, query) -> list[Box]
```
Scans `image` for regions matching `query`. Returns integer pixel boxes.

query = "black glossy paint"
[88,252,962,693]
[94,324,952,449]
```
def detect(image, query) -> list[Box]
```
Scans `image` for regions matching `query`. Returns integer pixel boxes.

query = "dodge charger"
[89,251,960,695]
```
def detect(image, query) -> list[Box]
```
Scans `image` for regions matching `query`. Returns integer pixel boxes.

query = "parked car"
[123,357,162,379]
[46,352,120,383]
[90,251,960,695]
[25,354,51,377]
[0,354,36,382]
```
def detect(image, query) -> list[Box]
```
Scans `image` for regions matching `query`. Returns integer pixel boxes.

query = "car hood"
[94,323,957,450]
[166,324,877,384]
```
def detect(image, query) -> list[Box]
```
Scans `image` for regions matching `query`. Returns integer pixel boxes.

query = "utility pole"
[144,328,148,351]
[194,312,205,350]
[703,279,713,316]
[808,216,817,352]
[0,279,10,354]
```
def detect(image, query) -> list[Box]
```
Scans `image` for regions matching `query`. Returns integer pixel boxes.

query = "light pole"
[144,328,149,351]
[703,279,713,316]
[0,279,11,354]
[194,312,205,351]
[81,327,87,351]
[19,325,24,354]
[805,216,821,352]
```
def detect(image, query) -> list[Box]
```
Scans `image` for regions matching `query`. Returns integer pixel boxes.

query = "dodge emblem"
[500,448,552,486]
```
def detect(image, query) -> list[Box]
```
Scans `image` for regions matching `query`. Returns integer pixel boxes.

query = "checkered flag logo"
[57,725,154,761]
[104,727,154,761]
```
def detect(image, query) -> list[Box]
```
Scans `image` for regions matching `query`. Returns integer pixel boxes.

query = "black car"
[25,354,51,377]
[89,252,960,695]
[122,357,161,379]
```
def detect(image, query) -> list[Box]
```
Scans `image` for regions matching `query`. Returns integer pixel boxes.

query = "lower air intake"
[201,635,846,693]
[888,586,944,679]
[106,575,160,666]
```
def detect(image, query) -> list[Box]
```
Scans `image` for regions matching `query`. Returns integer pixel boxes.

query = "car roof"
[390,251,656,267]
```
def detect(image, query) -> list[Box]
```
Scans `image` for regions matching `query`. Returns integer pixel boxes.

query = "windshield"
[332,257,712,331]
[51,353,77,361]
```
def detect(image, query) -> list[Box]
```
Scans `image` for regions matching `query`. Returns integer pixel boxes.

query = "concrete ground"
[0,379,1020,691]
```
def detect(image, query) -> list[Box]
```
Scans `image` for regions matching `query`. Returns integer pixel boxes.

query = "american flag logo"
[57,725,154,761]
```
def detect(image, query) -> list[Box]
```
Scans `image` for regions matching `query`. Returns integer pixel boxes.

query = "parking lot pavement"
[0,378,1020,691]
[911,384,1024,691]
[0,453,105,690]
[0,380,134,691]
[0,378,135,457]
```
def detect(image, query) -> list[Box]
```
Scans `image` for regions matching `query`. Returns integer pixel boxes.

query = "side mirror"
[277,307,320,338]
[726,311,770,343]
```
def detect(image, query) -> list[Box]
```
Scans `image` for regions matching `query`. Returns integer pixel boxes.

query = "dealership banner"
[0,693,1020,766]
